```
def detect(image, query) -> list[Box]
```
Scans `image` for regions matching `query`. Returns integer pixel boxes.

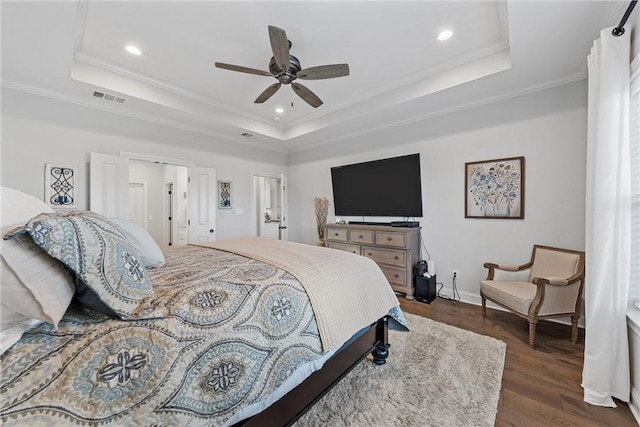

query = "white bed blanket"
[194,237,400,351]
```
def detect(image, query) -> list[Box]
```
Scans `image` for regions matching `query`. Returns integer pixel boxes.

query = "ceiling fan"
[214,26,350,108]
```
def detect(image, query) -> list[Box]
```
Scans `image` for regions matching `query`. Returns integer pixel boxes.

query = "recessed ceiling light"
[125,45,142,56]
[437,30,453,41]
[275,107,284,114]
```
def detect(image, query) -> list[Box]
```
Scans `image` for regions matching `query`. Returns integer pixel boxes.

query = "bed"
[0,188,407,426]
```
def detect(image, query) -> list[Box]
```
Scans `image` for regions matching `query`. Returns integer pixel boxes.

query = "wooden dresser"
[323,223,421,300]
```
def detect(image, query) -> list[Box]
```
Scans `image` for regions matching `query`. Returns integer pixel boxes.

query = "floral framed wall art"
[45,163,78,209]
[465,156,524,219]
[218,180,232,209]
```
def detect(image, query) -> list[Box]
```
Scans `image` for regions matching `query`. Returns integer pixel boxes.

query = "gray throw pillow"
[6,211,156,319]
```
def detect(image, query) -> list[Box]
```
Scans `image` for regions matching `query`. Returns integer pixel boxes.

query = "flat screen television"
[330,154,423,217]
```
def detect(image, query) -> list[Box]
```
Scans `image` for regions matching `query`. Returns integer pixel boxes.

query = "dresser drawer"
[379,265,407,286]
[348,230,374,244]
[325,228,348,242]
[363,247,406,267]
[375,232,407,248]
[326,242,361,255]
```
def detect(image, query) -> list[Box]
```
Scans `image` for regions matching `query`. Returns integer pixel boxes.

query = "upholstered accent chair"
[480,245,585,348]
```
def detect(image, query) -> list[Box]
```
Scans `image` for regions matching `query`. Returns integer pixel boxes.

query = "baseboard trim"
[436,287,586,329]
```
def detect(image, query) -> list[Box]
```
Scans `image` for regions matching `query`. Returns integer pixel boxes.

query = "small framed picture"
[45,164,78,209]
[218,180,232,209]
[465,156,524,219]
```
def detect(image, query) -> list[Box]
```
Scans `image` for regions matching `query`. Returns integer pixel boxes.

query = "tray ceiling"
[1,1,624,153]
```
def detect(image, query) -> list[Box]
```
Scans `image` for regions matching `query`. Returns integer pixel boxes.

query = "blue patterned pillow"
[6,211,155,319]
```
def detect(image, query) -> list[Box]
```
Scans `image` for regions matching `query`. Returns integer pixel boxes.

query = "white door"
[252,172,288,241]
[188,167,216,243]
[279,174,288,240]
[90,153,129,218]
[128,181,148,228]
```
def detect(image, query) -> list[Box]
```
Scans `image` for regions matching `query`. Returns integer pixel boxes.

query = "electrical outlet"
[452,270,459,279]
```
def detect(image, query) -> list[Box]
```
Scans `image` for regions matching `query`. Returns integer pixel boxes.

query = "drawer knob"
[394,274,399,278]
[352,251,357,254]
[367,252,372,256]
[358,235,363,238]
[334,233,339,236]
[387,237,392,241]
[394,256,399,260]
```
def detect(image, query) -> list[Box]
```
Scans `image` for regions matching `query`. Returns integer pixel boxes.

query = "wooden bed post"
[372,316,390,365]
[234,315,391,426]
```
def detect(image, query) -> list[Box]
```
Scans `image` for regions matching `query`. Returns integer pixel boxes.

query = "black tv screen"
[331,154,423,217]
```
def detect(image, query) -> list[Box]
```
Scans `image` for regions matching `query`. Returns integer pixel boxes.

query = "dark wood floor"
[398,298,637,427]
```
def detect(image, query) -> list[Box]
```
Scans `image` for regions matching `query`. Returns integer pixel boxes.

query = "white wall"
[0,79,589,303]
[288,80,587,304]
[1,88,288,241]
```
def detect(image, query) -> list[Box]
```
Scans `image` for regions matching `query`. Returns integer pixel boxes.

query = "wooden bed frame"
[234,316,390,426]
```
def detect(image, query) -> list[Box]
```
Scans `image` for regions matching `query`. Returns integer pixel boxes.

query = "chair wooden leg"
[571,316,579,344]
[528,322,536,348]
[481,294,486,318]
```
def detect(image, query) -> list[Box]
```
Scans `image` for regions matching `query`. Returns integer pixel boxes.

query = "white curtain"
[582,27,631,407]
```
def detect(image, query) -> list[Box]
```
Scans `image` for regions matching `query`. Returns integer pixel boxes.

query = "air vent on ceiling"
[241,132,254,138]
[91,90,126,104]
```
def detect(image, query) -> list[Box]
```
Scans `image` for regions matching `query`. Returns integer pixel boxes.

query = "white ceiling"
[0,1,626,154]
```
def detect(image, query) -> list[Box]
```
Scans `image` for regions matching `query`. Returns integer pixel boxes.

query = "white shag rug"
[294,312,506,427]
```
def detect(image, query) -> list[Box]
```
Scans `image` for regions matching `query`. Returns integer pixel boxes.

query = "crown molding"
[1,79,289,154]
[71,0,510,139]
[288,71,587,154]
[72,52,274,127]
[72,0,273,128]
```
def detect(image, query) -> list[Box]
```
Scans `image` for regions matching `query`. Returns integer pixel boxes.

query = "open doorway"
[128,160,188,247]
[251,172,287,240]
[90,152,216,245]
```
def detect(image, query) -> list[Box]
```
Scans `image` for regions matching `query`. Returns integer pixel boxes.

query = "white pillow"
[0,301,27,326]
[1,186,54,229]
[0,301,30,346]
[0,187,70,355]
[0,317,43,355]
[109,218,165,268]
[0,234,75,328]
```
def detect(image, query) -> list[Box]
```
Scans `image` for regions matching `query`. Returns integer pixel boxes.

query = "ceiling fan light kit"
[214,25,349,108]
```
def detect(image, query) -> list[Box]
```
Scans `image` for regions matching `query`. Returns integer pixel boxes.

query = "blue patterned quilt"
[1,246,334,426]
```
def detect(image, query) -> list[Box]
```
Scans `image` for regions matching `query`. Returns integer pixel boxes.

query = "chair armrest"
[483,261,533,280]
[483,262,531,271]
[532,276,568,286]
[532,272,584,287]
[497,264,520,271]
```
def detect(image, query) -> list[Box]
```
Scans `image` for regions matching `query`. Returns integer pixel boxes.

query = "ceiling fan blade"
[297,64,350,80]
[291,82,323,108]
[268,25,290,72]
[214,62,273,77]
[254,82,282,103]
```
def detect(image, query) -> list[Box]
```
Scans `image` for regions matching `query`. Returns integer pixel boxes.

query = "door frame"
[250,170,287,240]
[165,182,174,246]
[121,152,199,241]
[121,152,195,169]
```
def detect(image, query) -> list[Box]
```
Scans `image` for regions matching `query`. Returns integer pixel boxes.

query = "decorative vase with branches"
[314,197,330,246]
